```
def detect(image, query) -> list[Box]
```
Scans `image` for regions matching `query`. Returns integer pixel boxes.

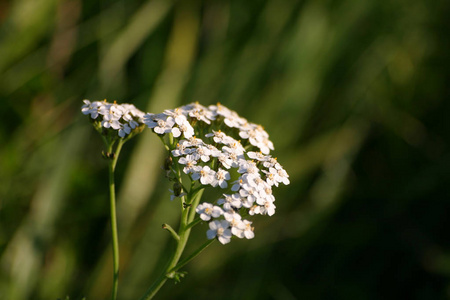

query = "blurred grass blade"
[0,123,87,300]
[99,0,174,90]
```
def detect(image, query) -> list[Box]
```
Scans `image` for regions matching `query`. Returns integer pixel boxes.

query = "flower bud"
[173,182,182,197]
[164,156,173,171]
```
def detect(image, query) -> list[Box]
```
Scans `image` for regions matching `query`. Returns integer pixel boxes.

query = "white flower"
[263,157,279,169]
[191,145,212,162]
[188,107,215,124]
[239,124,260,143]
[231,179,242,192]
[191,165,216,185]
[171,127,181,138]
[224,113,246,129]
[99,102,123,120]
[128,119,139,129]
[262,199,276,216]
[227,217,254,239]
[222,140,245,156]
[122,103,145,121]
[239,186,259,208]
[82,100,145,137]
[259,138,274,155]
[206,144,221,157]
[178,155,199,174]
[217,193,242,210]
[217,153,233,169]
[208,103,246,129]
[164,108,187,125]
[172,120,194,139]
[247,151,270,162]
[239,124,273,154]
[205,130,233,144]
[145,114,175,135]
[241,220,255,239]
[219,146,244,169]
[248,205,260,216]
[118,123,131,137]
[172,143,194,157]
[207,220,232,244]
[154,116,176,135]
[196,202,223,221]
[263,167,289,187]
[81,99,93,114]
[257,185,275,204]
[238,160,259,175]
[208,103,233,118]
[101,113,121,130]
[211,168,230,189]
[181,136,205,148]
[81,100,102,119]
[275,164,290,185]
[143,113,157,127]
[263,168,275,186]
[249,175,270,192]
[181,102,215,124]
[122,104,139,122]
[223,211,245,237]
[250,200,276,216]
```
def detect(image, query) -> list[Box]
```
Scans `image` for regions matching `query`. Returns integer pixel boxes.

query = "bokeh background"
[1,0,450,299]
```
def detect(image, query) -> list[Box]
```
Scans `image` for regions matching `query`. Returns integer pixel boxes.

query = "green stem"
[188,189,204,223]
[106,138,124,300]
[162,223,180,241]
[185,217,202,230]
[139,189,205,300]
[168,238,215,274]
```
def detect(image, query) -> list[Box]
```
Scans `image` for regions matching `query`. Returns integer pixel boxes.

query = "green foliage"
[1,0,449,299]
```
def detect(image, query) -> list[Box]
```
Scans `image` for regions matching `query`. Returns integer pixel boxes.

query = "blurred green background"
[1,0,449,299]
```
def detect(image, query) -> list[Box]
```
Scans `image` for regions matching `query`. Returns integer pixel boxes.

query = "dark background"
[1,0,449,299]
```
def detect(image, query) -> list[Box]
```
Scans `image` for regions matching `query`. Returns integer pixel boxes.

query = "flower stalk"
[105,138,124,300]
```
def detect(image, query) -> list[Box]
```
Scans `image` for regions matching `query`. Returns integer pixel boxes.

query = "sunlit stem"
[105,138,124,300]
[139,189,205,300]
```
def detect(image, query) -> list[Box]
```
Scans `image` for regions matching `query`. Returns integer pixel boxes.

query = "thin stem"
[188,189,204,223]
[185,217,202,230]
[106,138,124,300]
[108,161,119,300]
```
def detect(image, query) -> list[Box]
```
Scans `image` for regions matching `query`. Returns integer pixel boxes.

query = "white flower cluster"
[81,100,145,138]
[144,102,289,245]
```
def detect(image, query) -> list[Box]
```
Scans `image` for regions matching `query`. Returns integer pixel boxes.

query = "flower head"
[81,99,145,139]
[140,102,289,245]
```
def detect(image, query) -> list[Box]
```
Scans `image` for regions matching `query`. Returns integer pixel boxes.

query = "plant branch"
[168,238,215,274]
[139,188,205,300]
[162,223,180,241]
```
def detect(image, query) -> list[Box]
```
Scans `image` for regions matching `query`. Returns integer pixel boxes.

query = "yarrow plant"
[82,100,289,300]
[82,100,146,300]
